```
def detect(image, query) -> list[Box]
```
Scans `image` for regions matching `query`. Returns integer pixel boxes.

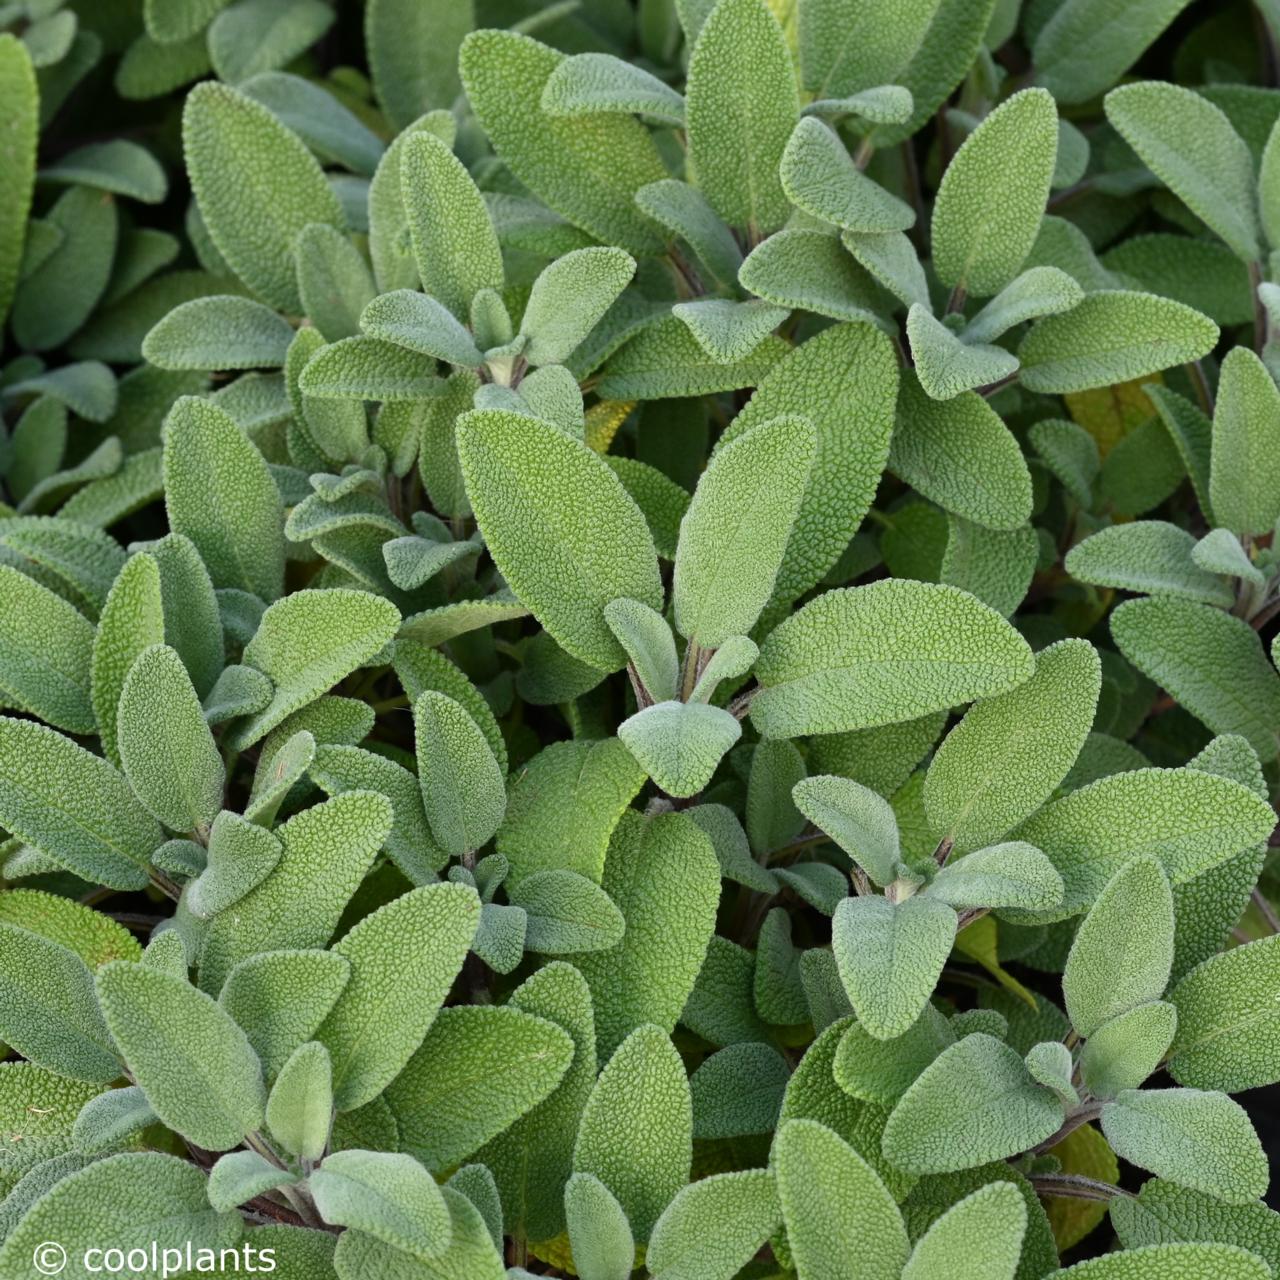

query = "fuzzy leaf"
[832,893,957,1040]
[780,117,915,234]
[927,843,1064,913]
[118,644,224,835]
[603,598,679,704]
[737,227,886,324]
[962,267,1084,345]
[542,52,685,124]
[317,882,479,1112]
[457,410,661,671]
[312,1149,450,1260]
[1079,1001,1178,1100]
[1209,347,1280,538]
[1101,1088,1268,1205]
[506,870,624,955]
[573,1023,692,1243]
[890,376,1033,531]
[0,35,38,328]
[674,415,815,647]
[792,774,899,887]
[143,295,294,370]
[906,304,1019,401]
[360,289,483,368]
[924,639,1100,849]
[750,580,1034,739]
[413,691,505,858]
[646,1169,781,1280]
[1111,596,1280,761]
[365,0,470,132]
[1065,523,1235,608]
[618,700,741,799]
[882,1033,1064,1174]
[575,811,720,1060]
[183,81,343,312]
[1017,291,1218,394]
[902,1182,1028,1280]
[1063,857,1174,1037]
[460,30,666,255]
[0,564,96,733]
[635,179,743,291]
[685,0,797,235]
[228,589,401,750]
[775,1118,909,1280]
[0,717,161,891]
[1169,938,1280,1092]
[97,960,265,1150]
[671,298,789,364]
[1105,82,1261,262]
[520,247,636,368]
[564,1172,634,1280]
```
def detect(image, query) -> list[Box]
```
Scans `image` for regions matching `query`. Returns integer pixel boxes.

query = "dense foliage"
[0,0,1278,1275]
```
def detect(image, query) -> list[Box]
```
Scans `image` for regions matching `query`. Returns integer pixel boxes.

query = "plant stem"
[1030,1173,1135,1202]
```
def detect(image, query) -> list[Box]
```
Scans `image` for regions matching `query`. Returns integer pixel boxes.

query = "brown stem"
[1031,1102,1104,1155]
[1031,1173,1135,1203]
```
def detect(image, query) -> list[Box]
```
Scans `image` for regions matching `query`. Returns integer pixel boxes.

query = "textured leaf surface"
[1066,523,1234,608]
[457,410,661,671]
[0,35,37,329]
[646,1168,780,1280]
[1210,347,1280,538]
[902,1182,1027,1280]
[751,581,1034,739]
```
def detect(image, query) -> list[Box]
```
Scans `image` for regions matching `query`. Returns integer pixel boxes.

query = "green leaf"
[906,304,1019,401]
[1079,1001,1177,1100]
[1065,523,1235,608]
[902,1182,1028,1280]
[1013,762,1276,922]
[0,717,161,891]
[1018,291,1218,394]
[73,1085,157,1155]
[635,178,743,292]
[476,962,596,1244]
[1063,857,1174,1038]
[333,1183,503,1279]
[97,960,265,1150]
[143,294,295,370]
[882,1034,1064,1174]
[750,580,1034,739]
[206,0,335,84]
[1022,1040,1079,1109]
[317,883,479,1112]
[400,130,503,321]
[690,1041,789,1137]
[541,51,684,124]
[149,532,226,701]
[312,1149,450,1260]
[618,700,742,799]
[720,322,899,609]
[832,894,957,1040]
[924,639,1100,849]
[804,85,915,125]
[671,298,789,364]
[684,0,797,235]
[413,691,505,858]
[365,0,470,132]
[299,333,444,403]
[207,1149,297,1213]
[1111,1179,1280,1273]
[0,35,37,329]
[0,1153,242,1276]
[1101,1088,1268,1205]
[738,227,886,325]
[1210,347,1280,538]
[573,1023,691,1243]
[1169,937,1280,1092]
[0,564,95,733]
[1191,528,1265,589]
[497,738,645,887]
[0,924,119,1083]
[833,1003,955,1107]
[198,791,392,993]
[219,949,351,1077]
[792,774,899,887]
[932,89,1058,298]
[460,30,666,255]
[603,598,678,704]
[939,516,1038,619]
[674,415,815,647]
[647,1169,781,1280]
[292,223,377,344]
[118,645,224,835]
[264,1040,331,1161]
[386,1004,574,1172]
[0,888,140,969]
[185,811,283,920]
[163,395,284,602]
[1033,0,1194,105]
[183,81,343,312]
[564,1171,634,1280]
[889,375,1033,530]
[575,811,720,1060]
[520,247,636,368]
[1111,596,1280,761]
[775,1118,909,1280]
[927,843,1063,913]
[1104,82,1261,262]
[961,266,1085,345]
[506,870,624,955]
[360,290,483,369]
[457,410,661,671]
[228,589,401,750]
[780,117,916,234]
